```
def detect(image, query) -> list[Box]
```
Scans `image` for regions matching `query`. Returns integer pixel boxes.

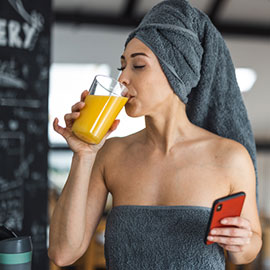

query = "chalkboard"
[0,0,51,269]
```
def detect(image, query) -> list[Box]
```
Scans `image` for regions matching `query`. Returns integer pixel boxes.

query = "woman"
[48,0,262,269]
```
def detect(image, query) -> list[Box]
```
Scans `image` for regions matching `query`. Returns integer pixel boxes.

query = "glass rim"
[93,74,128,95]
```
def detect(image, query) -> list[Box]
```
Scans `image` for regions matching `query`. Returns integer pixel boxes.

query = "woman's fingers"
[53,117,78,146]
[218,244,244,253]
[71,101,85,113]
[208,217,253,252]
[210,227,252,238]
[207,235,250,246]
[70,90,88,112]
[53,117,61,133]
[102,119,120,142]
[220,217,251,230]
[109,119,120,132]
[80,90,89,102]
[53,118,69,138]
[64,112,80,128]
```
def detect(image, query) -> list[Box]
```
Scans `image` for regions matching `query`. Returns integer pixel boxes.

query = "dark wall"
[0,0,51,269]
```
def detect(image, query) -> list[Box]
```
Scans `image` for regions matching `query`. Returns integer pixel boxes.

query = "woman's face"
[118,38,175,117]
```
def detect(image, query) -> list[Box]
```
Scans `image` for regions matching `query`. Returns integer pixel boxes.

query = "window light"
[235,68,257,92]
[48,63,111,145]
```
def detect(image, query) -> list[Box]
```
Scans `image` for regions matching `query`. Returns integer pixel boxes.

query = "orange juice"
[72,95,128,144]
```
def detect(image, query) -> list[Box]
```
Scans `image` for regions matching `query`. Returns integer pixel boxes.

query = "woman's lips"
[128,96,135,102]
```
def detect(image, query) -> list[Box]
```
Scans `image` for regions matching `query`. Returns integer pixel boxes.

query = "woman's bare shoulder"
[198,125,249,157]
[215,136,252,164]
[212,136,255,184]
[198,126,253,169]
[99,130,144,158]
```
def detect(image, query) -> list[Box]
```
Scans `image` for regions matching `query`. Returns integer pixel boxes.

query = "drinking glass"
[72,75,128,144]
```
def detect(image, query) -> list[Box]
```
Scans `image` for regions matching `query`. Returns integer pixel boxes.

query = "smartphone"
[204,191,246,245]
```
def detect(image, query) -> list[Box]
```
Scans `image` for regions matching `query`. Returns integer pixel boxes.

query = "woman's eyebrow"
[121,52,149,60]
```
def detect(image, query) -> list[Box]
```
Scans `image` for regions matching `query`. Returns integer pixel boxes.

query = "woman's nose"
[118,70,130,87]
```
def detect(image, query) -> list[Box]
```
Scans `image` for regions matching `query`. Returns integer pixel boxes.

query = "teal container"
[0,236,32,270]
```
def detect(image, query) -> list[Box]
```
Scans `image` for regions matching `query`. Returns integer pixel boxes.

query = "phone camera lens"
[217,204,222,211]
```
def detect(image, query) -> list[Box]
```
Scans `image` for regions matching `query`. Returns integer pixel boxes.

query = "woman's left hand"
[207,217,253,252]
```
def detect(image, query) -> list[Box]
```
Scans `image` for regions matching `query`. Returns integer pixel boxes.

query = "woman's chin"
[125,107,143,118]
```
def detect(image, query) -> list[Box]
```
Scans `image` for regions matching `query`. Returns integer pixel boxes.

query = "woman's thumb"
[111,119,120,131]
[104,119,120,140]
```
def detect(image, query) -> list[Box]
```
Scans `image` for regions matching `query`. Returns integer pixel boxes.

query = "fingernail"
[207,236,213,241]
[221,219,227,224]
[211,229,216,235]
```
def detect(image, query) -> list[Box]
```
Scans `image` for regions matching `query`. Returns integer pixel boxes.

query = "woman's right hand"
[53,90,120,155]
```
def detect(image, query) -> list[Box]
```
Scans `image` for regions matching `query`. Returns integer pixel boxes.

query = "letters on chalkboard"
[0,0,44,50]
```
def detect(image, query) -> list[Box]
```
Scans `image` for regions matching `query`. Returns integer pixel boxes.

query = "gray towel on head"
[125,0,258,201]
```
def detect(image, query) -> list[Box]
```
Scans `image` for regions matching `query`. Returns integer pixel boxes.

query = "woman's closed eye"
[117,65,146,71]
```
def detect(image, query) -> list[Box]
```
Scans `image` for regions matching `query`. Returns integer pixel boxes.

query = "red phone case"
[204,192,246,245]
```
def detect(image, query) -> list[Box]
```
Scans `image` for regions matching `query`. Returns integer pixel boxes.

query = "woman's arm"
[207,141,262,264]
[48,150,108,266]
[48,90,119,266]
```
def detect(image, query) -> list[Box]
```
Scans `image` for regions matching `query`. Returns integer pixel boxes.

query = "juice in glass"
[72,94,128,144]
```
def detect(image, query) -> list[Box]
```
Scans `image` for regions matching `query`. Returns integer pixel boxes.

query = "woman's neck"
[143,97,196,155]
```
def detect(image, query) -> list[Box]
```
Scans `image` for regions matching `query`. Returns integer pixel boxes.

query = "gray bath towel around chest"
[105,205,225,270]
